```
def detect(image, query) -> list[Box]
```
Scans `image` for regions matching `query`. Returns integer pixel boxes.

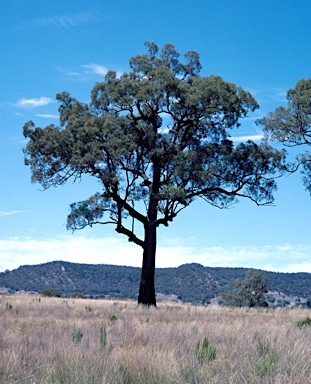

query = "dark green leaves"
[258,79,311,146]
[258,78,311,192]
[67,193,119,231]
[221,270,269,308]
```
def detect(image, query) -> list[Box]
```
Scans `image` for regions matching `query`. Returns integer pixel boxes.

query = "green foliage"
[72,328,83,344]
[301,297,311,308]
[221,270,269,307]
[256,339,271,358]
[195,337,216,363]
[253,339,279,376]
[109,314,117,322]
[5,302,12,310]
[258,78,311,192]
[23,42,280,236]
[40,288,62,297]
[295,316,311,329]
[100,325,107,348]
[85,305,92,312]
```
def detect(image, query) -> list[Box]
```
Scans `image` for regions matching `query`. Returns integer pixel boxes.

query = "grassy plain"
[0,295,310,383]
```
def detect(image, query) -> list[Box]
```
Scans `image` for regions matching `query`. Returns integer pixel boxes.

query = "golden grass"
[0,295,310,383]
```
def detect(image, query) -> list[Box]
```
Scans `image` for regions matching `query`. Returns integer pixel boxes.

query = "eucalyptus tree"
[23,42,286,305]
[258,78,311,192]
[221,270,269,308]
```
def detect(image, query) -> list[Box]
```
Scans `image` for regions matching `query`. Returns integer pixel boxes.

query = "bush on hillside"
[40,288,62,297]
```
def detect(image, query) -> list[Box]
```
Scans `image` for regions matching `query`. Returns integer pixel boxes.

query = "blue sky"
[1,1,311,273]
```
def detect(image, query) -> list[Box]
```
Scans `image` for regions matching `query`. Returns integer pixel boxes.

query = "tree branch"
[113,193,146,224]
[115,225,144,248]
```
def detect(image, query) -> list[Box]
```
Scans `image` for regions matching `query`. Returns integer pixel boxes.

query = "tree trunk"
[138,162,160,306]
[138,220,157,306]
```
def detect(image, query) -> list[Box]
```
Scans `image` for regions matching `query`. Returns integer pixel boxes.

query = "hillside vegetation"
[0,296,310,383]
[0,262,310,305]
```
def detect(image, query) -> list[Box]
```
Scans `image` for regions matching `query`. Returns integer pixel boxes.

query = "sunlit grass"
[0,295,310,383]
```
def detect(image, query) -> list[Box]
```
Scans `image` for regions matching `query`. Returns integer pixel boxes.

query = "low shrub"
[295,316,311,328]
[40,288,62,297]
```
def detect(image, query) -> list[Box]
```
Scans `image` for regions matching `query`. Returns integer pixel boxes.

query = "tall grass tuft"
[72,328,83,344]
[253,338,279,376]
[100,325,107,349]
[195,336,216,363]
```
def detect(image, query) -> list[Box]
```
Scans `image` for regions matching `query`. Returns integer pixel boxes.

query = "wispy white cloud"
[230,134,264,143]
[82,64,109,77]
[81,64,123,79]
[0,235,310,273]
[63,71,81,77]
[195,243,311,273]
[270,89,287,103]
[36,114,59,119]
[247,85,288,105]
[15,97,54,108]
[0,236,139,272]
[0,210,27,217]
[34,12,96,29]
[58,63,123,81]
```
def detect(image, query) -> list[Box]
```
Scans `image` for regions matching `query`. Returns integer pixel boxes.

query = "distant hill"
[0,261,310,304]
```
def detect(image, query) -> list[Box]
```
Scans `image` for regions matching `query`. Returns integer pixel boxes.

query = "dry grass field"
[0,295,310,383]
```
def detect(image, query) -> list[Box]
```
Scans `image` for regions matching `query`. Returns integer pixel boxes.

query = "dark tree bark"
[138,224,157,305]
[138,165,159,305]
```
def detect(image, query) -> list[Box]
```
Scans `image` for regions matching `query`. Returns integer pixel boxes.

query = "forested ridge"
[0,261,310,304]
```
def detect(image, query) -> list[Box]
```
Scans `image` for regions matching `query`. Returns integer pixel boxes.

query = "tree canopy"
[23,42,286,305]
[258,78,311,192]
[221,270,269,307]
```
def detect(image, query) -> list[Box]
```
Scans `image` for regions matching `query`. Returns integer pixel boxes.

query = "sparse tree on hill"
[23,42,286,306]
[221,270,269,307]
